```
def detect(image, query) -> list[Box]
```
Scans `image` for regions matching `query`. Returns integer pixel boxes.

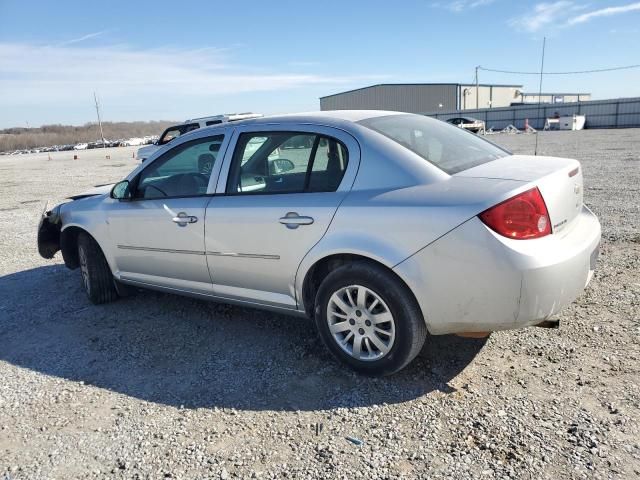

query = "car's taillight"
[479,187,551,240]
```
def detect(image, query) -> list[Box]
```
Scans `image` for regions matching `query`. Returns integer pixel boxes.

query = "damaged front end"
[37,203,63,259]
[37,184,112,263]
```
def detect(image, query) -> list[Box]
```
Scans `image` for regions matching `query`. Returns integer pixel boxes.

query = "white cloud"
[288,61,321,67]
[568,2,640,25]
[510,1,640,32]
[509,1,576,32]
[0,42,385,108]
[432,0,496,12]
[56,30,110,47]
[464,0,496,9]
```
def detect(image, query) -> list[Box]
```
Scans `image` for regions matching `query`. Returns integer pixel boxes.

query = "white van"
[136,113,262,161]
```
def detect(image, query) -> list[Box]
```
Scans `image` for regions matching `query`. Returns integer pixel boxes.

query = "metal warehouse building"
[519,92,591,104]
[320,83,592,113]
[320,83,523,113]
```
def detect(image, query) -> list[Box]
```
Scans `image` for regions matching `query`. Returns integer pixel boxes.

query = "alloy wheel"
[327,285,396,361]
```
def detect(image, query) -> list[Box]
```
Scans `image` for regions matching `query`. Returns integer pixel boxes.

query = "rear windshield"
[358,114,509,174]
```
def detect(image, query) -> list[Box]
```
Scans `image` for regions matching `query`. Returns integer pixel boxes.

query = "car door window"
[308,137,349,192]
[135,135,224,199]
[242,136,269,164]
[226,132,348,194]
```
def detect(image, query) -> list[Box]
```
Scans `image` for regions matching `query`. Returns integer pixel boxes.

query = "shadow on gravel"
[1,265,487,411]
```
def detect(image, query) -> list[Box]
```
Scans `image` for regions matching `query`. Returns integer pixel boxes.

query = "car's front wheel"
[314,262,427,376]
[77,232,118,304]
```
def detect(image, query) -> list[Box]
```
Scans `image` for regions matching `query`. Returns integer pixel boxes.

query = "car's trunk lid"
[456,154,583,234]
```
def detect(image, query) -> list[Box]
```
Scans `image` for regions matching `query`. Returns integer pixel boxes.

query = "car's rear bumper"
[393,205,601,335]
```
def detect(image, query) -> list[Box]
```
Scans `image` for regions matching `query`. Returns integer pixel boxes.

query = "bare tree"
[0,121,176,151]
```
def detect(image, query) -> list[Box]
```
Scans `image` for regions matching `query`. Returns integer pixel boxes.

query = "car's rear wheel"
[77,232,118,304]
[314,261,427,376]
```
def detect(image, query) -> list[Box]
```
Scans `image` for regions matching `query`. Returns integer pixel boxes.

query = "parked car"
[136,113,263,161]
[446,116,486,133]
[121,138,145,147]
[38,111,600,375]
[87,141,110,149]
[73,143,88,150]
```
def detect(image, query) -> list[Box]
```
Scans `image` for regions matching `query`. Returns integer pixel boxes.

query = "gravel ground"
[1,130,639,479]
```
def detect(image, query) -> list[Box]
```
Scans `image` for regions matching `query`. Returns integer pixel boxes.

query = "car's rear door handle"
[279,212,314,229]
[172,212,198,226]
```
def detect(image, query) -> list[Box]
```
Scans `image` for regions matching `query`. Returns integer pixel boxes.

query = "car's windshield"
[358,114,508,174]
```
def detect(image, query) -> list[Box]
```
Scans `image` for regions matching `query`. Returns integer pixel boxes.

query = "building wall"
[320,84,459,112]
[519,93,592,104]
[425,97,640,130]
[320,84,523,112]
[459,85,521,110]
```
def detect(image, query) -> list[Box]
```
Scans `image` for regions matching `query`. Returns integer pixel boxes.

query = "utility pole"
[475,66,479,110]
[93,91,106,148]
[534,37,546,156]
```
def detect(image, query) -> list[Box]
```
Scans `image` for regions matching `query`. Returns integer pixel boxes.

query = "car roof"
[252,110,404,124]
[190,110,408,135]
[185,112,263,122]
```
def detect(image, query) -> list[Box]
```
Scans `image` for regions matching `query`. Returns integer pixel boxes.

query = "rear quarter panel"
[393,217,523,334]
[295,176,527,311]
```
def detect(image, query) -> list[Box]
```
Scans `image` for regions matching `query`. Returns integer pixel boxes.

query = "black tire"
[77,232,118,304]
[314,261,427,376]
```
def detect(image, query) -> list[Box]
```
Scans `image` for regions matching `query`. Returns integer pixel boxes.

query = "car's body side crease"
[391,216,476,270]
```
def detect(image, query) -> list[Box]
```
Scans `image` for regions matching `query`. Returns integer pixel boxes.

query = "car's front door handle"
[279,212,314,229]
[172,212,198,226]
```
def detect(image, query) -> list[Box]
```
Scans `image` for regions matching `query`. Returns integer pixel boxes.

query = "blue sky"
[0,0,639,128]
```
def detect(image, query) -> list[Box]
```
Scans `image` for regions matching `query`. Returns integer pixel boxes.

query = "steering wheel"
[173,172,210,194]
[186,172,210,189]
[144,173,209,198]
[146,184,168,197]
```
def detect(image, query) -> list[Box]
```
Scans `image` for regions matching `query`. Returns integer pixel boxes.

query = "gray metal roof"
[519,92,591,96]
[320,83,523,99]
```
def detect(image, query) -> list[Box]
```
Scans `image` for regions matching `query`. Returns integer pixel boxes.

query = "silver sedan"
[38,111,601,375]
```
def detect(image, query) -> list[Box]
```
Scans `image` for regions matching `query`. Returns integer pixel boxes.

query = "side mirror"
[111,180,132,200]
[269,158,295,175]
